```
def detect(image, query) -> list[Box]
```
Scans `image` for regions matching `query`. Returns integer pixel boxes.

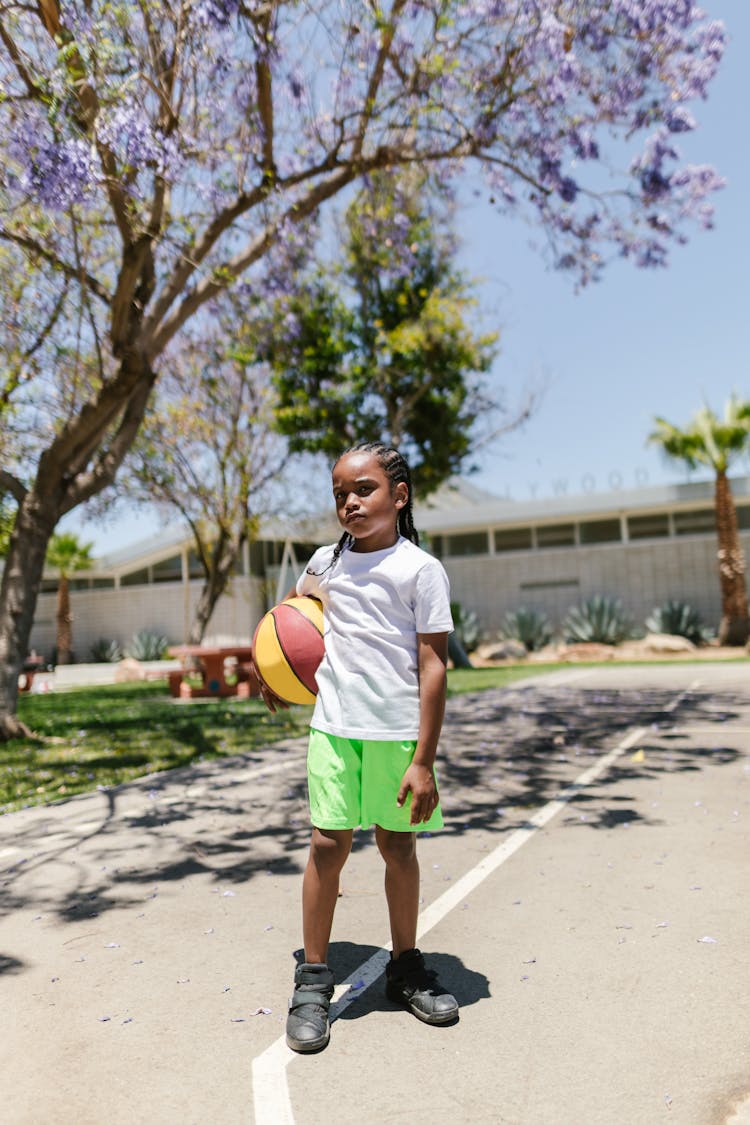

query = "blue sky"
[72,1,749,553]
[462,0,749,504]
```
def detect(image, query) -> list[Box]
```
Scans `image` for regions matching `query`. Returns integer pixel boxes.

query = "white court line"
[251,720,653,1124]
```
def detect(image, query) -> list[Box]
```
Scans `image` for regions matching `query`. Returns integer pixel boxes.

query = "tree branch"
[61,374,157,512]
[0,228,111,305]
[0,470,27,504]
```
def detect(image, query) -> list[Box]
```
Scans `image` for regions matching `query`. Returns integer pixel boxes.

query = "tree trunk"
[56,575,73,664]
[714,470,750,645]
[187,541,243,644]
[0,351,158,740]
[0,492,58,738]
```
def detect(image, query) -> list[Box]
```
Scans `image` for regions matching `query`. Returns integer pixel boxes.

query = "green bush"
[499,606,552,652]
[645,600,712,644]
[562,596,631,645]
[125,630,169,661]
[90,638,123,663]
[450,602,481,653]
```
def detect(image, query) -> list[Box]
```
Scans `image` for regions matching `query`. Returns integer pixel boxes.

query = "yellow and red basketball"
[252,596,325,705]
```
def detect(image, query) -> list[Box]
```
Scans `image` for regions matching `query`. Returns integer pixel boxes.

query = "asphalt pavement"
[1,663,748,1125]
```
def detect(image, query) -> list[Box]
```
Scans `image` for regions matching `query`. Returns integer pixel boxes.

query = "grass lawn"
[4,665,546,815]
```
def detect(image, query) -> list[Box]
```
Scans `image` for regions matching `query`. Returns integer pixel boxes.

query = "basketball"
[252,596,325,705]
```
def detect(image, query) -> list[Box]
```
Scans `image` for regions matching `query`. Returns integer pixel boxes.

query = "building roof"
[58,472,748,580]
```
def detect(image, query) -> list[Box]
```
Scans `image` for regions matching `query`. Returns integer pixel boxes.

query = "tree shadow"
[0,953,26,975]
[1,681,745,935]
[436,684,744,838]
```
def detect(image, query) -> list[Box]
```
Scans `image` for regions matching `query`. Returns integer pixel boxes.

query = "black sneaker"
[385,948,459,1025]
[286,962,336,1053]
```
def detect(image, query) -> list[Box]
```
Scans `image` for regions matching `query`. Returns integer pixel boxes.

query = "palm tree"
[45,533,93,665]
[648,395,750,646]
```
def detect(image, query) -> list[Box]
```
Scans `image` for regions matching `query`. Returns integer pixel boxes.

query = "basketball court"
[1,663,749,1124]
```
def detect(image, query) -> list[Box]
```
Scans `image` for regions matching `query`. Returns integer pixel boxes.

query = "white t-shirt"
[296,536,453,740]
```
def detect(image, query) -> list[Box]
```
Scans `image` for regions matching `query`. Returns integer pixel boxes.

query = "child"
[261,440,458,1053]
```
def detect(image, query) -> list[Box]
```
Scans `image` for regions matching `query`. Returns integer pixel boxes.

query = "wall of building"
[29,576,268,660]
[27,529,746,660]
[443,531,747,638]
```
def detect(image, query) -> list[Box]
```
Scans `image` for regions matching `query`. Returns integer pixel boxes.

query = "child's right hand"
[249,660,289,712]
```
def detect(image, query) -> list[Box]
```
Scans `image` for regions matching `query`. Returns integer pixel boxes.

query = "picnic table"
[167,644,260,700]
[18,655,47,693]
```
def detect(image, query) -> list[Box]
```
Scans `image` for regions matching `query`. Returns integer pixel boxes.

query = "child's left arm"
[397,632,449,826]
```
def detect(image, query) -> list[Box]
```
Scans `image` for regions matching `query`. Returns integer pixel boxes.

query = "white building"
[28,475,750,658]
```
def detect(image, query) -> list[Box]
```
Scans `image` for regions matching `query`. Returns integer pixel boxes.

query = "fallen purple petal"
[250,1007,272,1016]
[698,936,717,943]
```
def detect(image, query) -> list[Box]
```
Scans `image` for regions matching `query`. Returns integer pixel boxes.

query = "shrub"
[450,602,481,653]
[90,638,123,663]
[125,630,169,661]
[562,596,631,645]
[645,600,712,644]
[499,607,552,652]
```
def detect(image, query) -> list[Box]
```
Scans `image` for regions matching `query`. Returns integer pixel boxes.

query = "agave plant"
[450,602,481,653]
[499,607,552,652]
[562,596,631,645]
[125,630,169,661]
[645,600,712,644]
[90,638,123,663]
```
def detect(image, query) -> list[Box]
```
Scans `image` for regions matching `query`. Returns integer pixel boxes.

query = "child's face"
[332,451,408,552]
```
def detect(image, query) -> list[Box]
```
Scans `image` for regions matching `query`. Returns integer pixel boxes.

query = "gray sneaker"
[385,948,459,1024]
[286,962,335,1052]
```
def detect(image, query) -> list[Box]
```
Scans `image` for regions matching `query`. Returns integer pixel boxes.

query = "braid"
[337,441,419,546]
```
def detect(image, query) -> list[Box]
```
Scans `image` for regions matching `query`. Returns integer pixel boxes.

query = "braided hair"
[307,441,419,576]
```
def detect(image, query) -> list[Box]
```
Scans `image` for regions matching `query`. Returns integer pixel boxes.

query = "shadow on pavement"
[0,682,744,928]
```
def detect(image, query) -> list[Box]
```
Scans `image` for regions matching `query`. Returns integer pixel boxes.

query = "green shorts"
[307,728,444,833]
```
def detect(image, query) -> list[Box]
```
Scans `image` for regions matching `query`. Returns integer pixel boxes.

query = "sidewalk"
[2,663,749,1124]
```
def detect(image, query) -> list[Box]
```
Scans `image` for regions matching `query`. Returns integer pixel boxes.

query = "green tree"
[270,172,515,497]
[45,533,94,665]
[0,500,14,558]
[648,395,750,646]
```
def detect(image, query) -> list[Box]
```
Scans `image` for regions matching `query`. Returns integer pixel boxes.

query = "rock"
[115,657,145,682]
[643,632,696,654]
[556,642,616,662]
[476,639,528,661]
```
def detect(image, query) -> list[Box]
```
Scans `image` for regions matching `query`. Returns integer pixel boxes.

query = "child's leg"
[302,826,353,963]
[374,826,419,957]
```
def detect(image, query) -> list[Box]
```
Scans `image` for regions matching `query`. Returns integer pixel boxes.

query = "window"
[494,527,533,552]
[121,567,150,587]
[444,531,489,557]
[536,523,575,548]
[673,508,715,536]
[152,555,183,583]
[628,513,670,540]
[579,518,621,545]
[428,535,444,558]
[737,505,750,531]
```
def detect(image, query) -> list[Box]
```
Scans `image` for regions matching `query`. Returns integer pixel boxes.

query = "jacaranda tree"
[0,0,727,736]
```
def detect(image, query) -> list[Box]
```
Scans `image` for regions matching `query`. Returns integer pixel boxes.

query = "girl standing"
[264,441,459,1053]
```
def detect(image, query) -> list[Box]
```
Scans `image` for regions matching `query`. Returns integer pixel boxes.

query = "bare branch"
[0,228,111,305]
[61,374,157,512]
